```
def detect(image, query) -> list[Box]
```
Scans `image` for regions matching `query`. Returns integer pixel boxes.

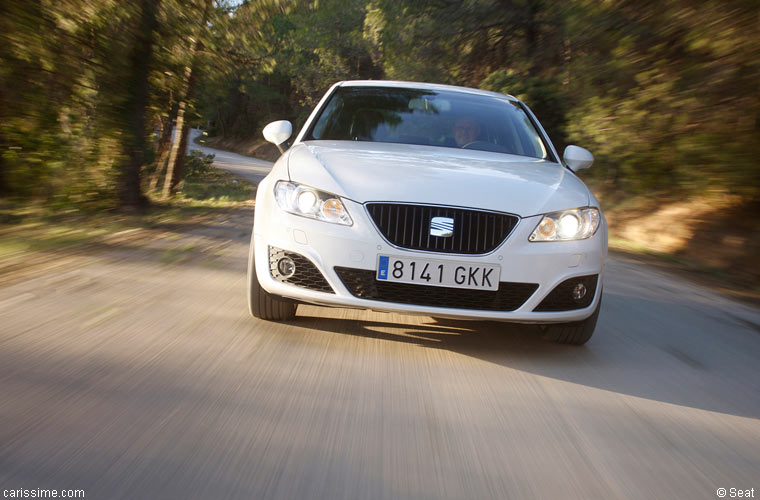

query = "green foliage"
[0,0,215,209]
[1,0,758,208]
[0,0,129,205]
[178,155,253,203]
[183,150,215,179]
[480,70,568,149]
[562,0,760,196]
[196,0,381,138]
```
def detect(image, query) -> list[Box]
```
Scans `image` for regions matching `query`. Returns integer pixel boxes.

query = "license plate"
[376,255,500,291]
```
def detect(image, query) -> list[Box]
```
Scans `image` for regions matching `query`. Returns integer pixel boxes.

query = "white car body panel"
[253,80,608,323]
[287,141,590,216]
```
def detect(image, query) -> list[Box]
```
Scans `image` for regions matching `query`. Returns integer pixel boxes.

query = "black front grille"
[366,203,519,255]
[533,275,598,311]
[335,267,537,311]
[269,247,334,293]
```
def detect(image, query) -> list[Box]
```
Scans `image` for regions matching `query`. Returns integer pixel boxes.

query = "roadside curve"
[189,128,273,185]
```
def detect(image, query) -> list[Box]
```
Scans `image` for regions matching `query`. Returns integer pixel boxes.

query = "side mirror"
[262,120,293,153]
[563,145,594,172]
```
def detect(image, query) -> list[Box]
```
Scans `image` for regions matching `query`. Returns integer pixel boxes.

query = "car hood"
[287,141,590,216]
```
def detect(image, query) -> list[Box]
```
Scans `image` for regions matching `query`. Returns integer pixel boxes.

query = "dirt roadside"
[0,159,257,291]
[600,193,760,305]
[0,204,254,290]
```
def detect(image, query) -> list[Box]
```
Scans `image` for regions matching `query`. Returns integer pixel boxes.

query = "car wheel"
[539,290,602,345]
[247,235,297,321]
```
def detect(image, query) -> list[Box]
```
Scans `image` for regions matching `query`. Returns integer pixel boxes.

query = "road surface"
[1,137,758,499]
[190,129,272,185]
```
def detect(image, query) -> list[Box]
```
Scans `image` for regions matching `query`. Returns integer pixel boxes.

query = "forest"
[1,0,758,211]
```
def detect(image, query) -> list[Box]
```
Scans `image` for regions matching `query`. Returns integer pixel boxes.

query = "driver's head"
[454,117,481,147]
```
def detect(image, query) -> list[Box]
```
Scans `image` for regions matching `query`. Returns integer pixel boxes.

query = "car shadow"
[289,290,760,420]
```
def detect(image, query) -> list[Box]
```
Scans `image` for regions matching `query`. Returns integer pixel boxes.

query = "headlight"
[529,207,600,241]
[274,181,353,226]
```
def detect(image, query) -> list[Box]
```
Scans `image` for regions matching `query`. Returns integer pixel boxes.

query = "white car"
[248,80,607,344]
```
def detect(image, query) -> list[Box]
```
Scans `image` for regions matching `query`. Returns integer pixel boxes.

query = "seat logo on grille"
[430,217,454,237]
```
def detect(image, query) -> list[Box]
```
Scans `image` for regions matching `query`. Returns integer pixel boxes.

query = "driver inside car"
[453,116,482,147]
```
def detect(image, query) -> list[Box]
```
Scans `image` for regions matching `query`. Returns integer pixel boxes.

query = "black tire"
[247,235,296,321]
[539,291,602,345]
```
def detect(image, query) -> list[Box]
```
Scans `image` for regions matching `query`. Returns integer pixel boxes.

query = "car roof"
[337,80,518,102]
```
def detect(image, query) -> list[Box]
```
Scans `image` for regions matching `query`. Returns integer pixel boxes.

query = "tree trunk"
[524,0,541,74]
[162,72,190,199]
[162,0,212,198]
[0,128,7,196]
[170,121,191,193]
[147,109,176,193]
[118,0,161,211]
[169,67,199,193]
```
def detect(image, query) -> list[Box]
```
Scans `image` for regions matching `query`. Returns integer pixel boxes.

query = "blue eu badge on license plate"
[377,255,389,280]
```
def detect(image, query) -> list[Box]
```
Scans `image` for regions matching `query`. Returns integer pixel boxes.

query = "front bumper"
[253,195,606,323]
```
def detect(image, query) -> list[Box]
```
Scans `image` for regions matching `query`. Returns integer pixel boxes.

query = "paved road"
[189,129,272,185]
[1,139,759,499]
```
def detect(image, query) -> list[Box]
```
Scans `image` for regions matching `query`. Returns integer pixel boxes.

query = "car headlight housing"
[529,207,600,241]
[274,181,353,226]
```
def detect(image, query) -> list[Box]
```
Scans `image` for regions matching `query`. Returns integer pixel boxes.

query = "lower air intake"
[334,267,537,311]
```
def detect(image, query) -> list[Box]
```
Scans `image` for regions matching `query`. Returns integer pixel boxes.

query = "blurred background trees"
[1,0,758,210]
[0,0,234,210]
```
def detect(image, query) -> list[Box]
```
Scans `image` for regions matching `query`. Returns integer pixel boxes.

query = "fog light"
[277,257,296,278]
[572,283,587,301]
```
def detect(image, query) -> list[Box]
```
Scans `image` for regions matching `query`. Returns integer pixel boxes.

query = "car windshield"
[306,86,551,160]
